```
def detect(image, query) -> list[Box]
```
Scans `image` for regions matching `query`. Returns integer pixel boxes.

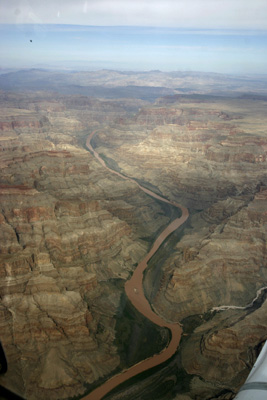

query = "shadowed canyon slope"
[83,94,267,399]
[0,72,266,400]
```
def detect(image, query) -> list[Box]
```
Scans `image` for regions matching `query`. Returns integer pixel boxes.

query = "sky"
[0,0,267,74]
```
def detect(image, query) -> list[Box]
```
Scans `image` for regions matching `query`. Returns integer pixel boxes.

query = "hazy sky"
[1,0,267,73]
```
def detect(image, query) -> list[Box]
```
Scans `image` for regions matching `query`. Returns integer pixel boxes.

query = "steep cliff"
[0,93,172,399]
[91,95,267,399]
[93,97,267,210]
[0,90,266,400]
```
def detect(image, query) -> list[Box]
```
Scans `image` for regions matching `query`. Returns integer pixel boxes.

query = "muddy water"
[83,131,189,399]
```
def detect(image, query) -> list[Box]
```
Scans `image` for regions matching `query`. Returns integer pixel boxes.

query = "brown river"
[83,131,189,399]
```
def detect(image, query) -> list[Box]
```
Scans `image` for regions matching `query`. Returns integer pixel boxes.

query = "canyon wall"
[0,89,266,400]
[0,92,172,399]
[92,96,267,399]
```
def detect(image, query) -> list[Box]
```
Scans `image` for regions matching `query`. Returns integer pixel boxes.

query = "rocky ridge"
[91,96,267,399]
[0,92,172,399]
[0,89,266,400]
[94,97,267,209]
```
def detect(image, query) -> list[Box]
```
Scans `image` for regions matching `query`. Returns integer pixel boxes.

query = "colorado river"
[83,131,189,399]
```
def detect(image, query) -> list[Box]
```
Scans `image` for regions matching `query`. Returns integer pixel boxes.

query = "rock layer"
[0,92,173,399]
[0,89,266,400]
[91,95,267,399]
[94,97,267,209]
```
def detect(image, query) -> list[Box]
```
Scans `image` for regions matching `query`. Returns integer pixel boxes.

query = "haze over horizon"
[1,1,267,74]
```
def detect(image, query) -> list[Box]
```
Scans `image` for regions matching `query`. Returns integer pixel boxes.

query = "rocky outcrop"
[154,190,266,315]
[91,96,267,399]
[94,97,267,210]
[142,189,267,399]
[0,93,173,399]
[0,115,50,132]
[0,89,266,400]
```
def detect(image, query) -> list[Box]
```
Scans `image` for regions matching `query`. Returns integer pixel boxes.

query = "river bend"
[83,131,189,399]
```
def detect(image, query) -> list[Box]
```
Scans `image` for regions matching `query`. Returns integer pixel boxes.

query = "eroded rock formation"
[0,88,266,400]
[0,92,172,399]
[91,96,267,399]
[94,97,267,209]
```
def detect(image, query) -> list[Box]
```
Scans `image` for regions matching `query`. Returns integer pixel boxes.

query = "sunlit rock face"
[0,87,266,400]
[94,97,267,210]
[175,190,267,398]
[92,96,267,399]
[157,191,267,318]
[142,193,267,398]
[0,92,171,399]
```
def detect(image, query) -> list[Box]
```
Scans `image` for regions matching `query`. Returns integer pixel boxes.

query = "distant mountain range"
[0,68,267,101]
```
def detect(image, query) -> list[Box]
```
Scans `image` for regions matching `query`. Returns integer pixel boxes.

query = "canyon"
[0,70,266,400]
